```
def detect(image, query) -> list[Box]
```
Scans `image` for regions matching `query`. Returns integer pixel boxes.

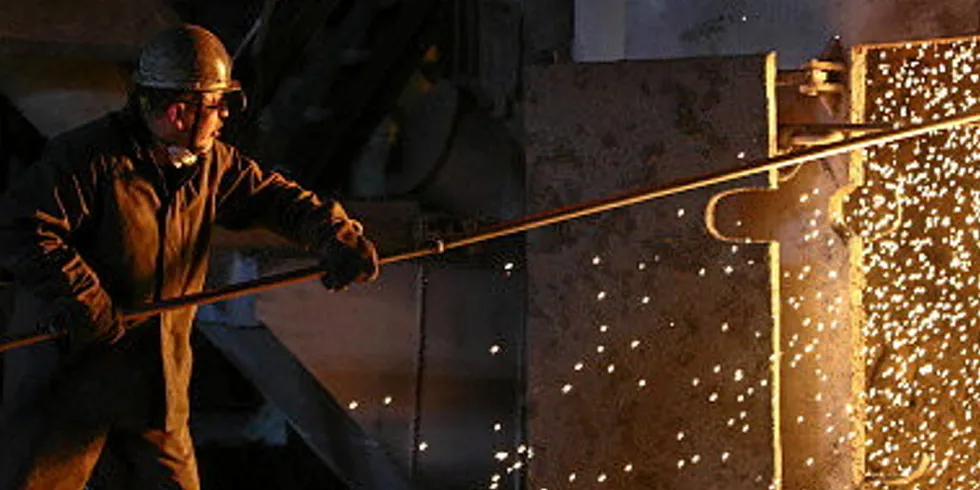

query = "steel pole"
[2,110,980,354]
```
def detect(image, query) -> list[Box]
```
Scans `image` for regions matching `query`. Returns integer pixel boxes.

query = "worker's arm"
[215,149,378,287]
[0,142,123,347]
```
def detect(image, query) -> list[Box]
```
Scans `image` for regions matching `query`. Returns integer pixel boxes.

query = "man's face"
[168,91,230,153]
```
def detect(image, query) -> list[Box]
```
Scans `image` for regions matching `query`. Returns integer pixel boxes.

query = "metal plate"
[525,55,777,489]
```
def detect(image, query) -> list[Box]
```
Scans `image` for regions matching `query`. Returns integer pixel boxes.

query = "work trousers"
[0,340,200,490]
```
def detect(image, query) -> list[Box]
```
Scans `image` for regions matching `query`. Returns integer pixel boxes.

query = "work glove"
[317,218,380,291]
[41,295,126,353]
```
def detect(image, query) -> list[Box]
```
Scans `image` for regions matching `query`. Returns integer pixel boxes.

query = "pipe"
[2,109,980,354]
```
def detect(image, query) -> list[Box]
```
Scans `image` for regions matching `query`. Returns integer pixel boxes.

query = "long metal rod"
[3,110,980,354]
[0,331,61,354]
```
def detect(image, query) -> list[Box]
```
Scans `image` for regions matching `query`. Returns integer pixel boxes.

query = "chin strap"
[183,92,207,162]
[166,92,206,168]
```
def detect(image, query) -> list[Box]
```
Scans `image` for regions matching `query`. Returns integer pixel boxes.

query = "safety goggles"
[184,90,248,115]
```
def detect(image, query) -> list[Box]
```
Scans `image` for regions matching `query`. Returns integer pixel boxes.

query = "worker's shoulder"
[47,113,119,146]
[43,112,141,171]
[44,112,130,158]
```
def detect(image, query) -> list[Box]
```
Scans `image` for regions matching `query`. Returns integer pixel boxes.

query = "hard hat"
[133,24,241,93]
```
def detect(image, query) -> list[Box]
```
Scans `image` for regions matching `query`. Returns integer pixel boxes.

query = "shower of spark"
[853,37,980,489]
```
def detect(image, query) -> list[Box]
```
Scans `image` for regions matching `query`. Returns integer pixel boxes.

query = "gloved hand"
[42,295,126,353]
[317,218,380,291]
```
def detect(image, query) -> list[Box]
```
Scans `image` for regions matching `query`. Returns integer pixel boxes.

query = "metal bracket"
[799,59,847,97]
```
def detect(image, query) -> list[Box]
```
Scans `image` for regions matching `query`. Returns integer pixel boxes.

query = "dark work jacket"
[0,110,346,430]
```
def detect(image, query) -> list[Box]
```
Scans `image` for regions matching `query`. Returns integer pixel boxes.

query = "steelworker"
[0,24,379,489]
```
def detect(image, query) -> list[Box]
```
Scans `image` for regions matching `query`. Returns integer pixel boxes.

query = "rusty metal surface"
[706,59,859,489]
[525,56,777,489]
[848,35,980,489]
[711,159,857,489]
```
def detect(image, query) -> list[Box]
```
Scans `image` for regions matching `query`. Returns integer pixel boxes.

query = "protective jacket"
[0,108,347,430]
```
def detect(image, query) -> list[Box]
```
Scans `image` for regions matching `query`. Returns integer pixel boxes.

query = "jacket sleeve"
[215,151,349,251]
[0,142,115,323]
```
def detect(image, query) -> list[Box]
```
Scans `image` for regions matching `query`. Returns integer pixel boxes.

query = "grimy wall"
[524,55,779,489]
